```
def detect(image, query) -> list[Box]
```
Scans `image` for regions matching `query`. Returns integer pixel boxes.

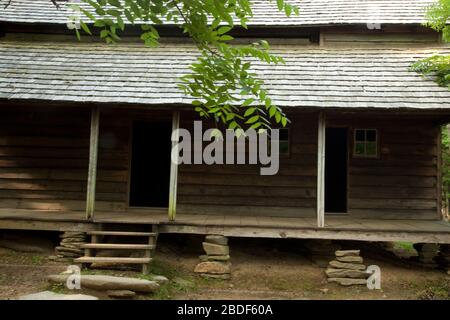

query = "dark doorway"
[325,127,348,213]
[129,121,172,207]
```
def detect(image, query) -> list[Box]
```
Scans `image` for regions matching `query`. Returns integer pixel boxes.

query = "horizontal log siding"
[328,117,439,220]
[177,113,318,217]
[0,107,90,211]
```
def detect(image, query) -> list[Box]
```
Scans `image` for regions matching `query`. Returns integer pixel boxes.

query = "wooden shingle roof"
[0,40,449,109]
[0,0,438,26]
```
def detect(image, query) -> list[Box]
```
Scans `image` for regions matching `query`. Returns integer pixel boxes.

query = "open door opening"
[129,121,172,208]
[325,127,348,213]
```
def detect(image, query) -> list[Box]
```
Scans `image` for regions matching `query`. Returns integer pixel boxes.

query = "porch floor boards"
[0,208,449,234]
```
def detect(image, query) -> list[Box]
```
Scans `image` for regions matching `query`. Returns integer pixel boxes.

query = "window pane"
[279,141,289,154]
[355,129,365,141]
[354,142,365,155]
[366,130,377,142]
[366,142,377,155]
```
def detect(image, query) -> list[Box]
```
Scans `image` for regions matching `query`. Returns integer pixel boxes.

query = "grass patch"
[393,242,416,254]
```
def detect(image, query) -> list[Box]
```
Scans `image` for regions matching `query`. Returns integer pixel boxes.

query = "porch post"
[86,106,100,220]
[317,112,326,228]
[168,110,180,221]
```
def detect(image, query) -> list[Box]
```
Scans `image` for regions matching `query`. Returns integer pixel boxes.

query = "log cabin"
[0,0,450,269]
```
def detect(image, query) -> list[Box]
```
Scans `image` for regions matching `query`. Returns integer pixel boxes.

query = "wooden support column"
[317,112,326,228]
[168,110,180,221]
[86,106,100,220]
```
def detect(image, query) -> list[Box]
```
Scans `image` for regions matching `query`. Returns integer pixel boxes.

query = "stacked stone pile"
[326,250,370,286]
[194,235,231,280]
[51,232,87,261]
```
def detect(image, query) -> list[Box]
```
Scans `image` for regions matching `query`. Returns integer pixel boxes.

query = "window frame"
[353,128,379,158]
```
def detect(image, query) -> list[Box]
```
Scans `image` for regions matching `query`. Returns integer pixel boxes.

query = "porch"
[1,208,450,243]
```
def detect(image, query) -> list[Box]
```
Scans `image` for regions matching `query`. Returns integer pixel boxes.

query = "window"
[353,129,378,157]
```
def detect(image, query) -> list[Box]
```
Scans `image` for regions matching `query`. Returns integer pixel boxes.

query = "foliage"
[412,0,450,88]
[411,55,450,87]
[68,0,299,130]
[425,0,450,42]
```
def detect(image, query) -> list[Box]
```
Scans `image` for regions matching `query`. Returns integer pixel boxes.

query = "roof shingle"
[0,40,449,109]
[0,0,438,26]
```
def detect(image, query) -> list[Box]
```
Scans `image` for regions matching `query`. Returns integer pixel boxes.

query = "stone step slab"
[106,290,136,299]
[325,268,370,279]
[328,278,368,286]
[205,235,228,246]
[199,255,230,262]
[18,291,98,300]
[194,261,231,275]
[329,260,366,270]
[335,250,360,257]
[336,256,364,263]
[48,274,159,293]
[202,242,229,256]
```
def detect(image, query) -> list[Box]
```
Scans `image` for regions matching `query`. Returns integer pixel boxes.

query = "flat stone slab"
[335,250,360,257]
[151,275,169,284]
[328,278,368,286]
[199,254,230,262]
[329,260,366,270]
[18,291,98,300]
[336,256,364,263]
[106,290,136,299]
[203,242,229,256]
[205,235,228,246]
[194,261,231,274]
[325,268,370,279]
[200,273,231,280]
[48,274,159,293]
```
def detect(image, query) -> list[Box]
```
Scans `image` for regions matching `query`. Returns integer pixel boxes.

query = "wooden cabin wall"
[0,106,90,212]
[328,116,440,220]
[177,112,318,217]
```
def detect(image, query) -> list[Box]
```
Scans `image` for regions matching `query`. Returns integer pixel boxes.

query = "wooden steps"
[87,231,157,237]
[75,226,158,274]
[80,243,155,250]
[75,257,152,264]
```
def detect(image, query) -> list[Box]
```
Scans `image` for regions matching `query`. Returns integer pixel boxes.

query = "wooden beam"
[317,112,326,228]
[168,110,180,221]
[158,224,450,244]
[86,106,100,220]
[437,125,443,219]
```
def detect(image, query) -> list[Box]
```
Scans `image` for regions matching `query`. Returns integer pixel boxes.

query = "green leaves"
[424,0,450,42]
[412,55,450,88]
[72,0,297,130]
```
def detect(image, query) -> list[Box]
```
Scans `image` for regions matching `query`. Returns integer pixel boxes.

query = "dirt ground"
[0,234,449,300]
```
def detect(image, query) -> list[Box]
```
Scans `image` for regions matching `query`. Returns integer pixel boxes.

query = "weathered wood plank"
[316,112,325,228]
[86,106,100,220]
[168,111,180,221]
